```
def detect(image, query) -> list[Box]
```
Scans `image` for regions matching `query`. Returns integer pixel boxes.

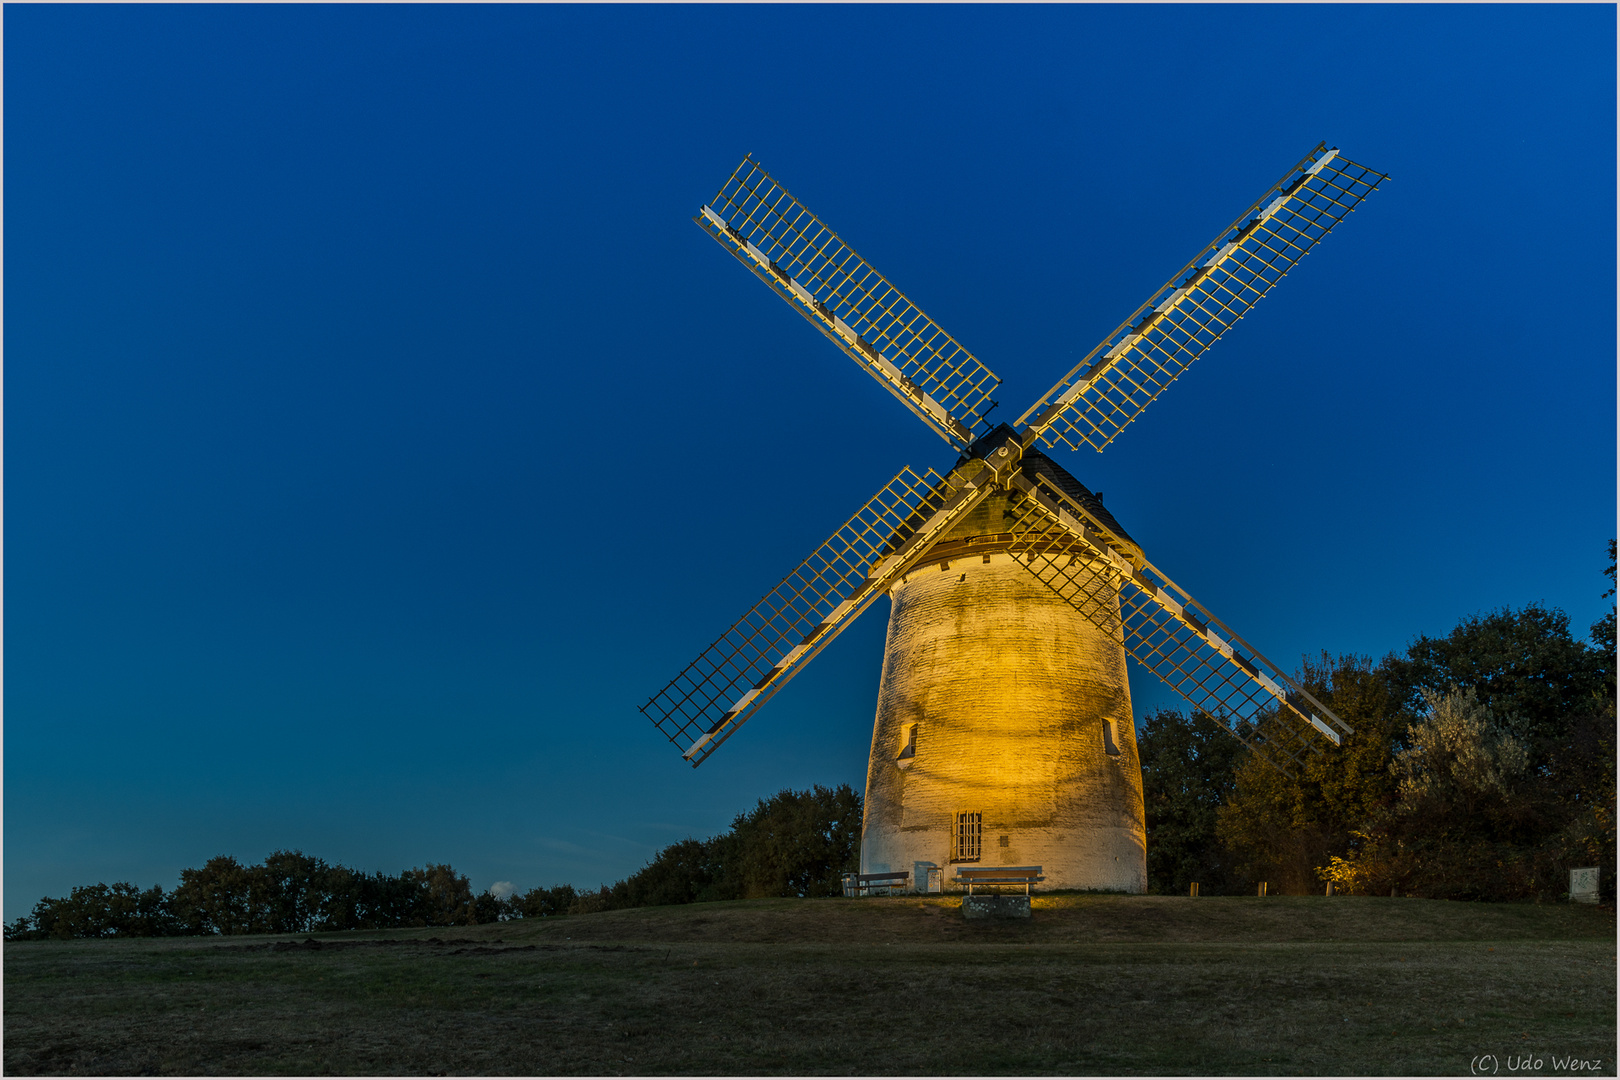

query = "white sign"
[1569,866,1600,904]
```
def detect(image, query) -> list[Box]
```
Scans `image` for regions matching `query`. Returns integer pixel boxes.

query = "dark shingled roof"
[961,424,1135,546]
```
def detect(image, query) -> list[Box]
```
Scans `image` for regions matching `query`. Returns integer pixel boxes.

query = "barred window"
[954,812,982,862]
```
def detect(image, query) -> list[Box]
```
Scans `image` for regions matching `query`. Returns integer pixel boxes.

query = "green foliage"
[252,850,331,934]
[1592,539,1616,694]
[1323,690,1617,902]
[1536,696,1616,901]
[6,785,864,939]
[1212,551,1617,901]
[582,783,864,912]
[1395,688,1528,816]
[1381,601,1606,766]
[1320,688,1538,900]
[170,855,256,935]
[1216,653,1405,893]
[730,783,863,899]
[613,837,735,906]
[167,851,444,934]
[472,890,506,925]
[1138,708,1246,894]
[15,547,1613,933]
[8,853,499,940]
[512,884,577,918]
[408,864,477,927]
[22,882,179,940]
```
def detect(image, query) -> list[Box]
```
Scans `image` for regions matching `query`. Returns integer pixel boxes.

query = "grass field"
[4,894,1614,1076]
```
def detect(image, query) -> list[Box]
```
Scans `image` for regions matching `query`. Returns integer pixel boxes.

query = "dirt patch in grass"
[5,896,1613,1075]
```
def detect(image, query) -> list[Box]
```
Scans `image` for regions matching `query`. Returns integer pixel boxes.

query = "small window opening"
[896,724,917,769]
[1102,717,1121,758]
[954,812,982,862]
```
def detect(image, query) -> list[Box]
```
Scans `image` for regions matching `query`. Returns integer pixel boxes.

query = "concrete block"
[1570,867,1600,905]
[962,895,1031,920]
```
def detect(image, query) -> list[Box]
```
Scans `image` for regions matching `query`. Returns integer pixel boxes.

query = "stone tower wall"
[859,548,1147,893]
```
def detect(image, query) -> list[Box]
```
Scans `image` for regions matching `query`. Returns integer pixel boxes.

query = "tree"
[512,884,577,918]
[1536,695,1616,904]
[1137,708,1246,894]
[1394,688,1529,815]
[1319,688,1538,899]
[11,855,491,938]
[730,784,862,899]
[407,864,477,926]
[356,869,432,929]
[170,855,256,935]
[472,889,506,924]
[1216,653,1405,894]
[22,882,178,939]
[1381,602,1606,767]
[1591,539,1615,695]
[251,850,330,934]
[313,864,368,932]
[583,783,864,911]
[615,837,736,907]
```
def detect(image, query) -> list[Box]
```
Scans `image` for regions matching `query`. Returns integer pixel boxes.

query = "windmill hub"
[646,146,1383,893]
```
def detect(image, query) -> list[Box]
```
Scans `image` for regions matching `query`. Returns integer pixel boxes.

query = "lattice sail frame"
[1019,144,1387,454]
[999,468,1352,775]
[654,143,1385,770]
[642,451,1011,766]
[698,156,1001,449]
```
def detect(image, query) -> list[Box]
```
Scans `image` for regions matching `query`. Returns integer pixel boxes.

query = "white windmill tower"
[644,144,1386,892]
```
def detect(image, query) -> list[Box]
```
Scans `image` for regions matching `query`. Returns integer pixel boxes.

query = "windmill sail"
[642,460,1006,767]
[657,144,1383,779]
[1019,144,1387,454]
[1000,471,1351,774]
[698,156,1001,449]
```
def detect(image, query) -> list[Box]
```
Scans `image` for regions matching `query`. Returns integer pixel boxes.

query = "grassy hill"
[5,894,1613,1075]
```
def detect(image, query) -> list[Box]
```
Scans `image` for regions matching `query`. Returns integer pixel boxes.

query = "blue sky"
[5,4,1614,918]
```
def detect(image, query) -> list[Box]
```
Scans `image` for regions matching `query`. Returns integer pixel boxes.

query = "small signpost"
[1569,867,1600,905]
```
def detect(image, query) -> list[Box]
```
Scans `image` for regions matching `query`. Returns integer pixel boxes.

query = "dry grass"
[4,895,1613,1075]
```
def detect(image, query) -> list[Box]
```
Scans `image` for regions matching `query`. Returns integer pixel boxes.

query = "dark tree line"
[13,548,1610,932]
[1141,543,1616,902]
[5,854,498,940]
[5,784,862,940]
[572,783,863,912]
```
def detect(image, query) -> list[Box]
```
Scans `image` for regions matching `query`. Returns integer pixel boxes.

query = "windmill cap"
[958,425,1135,547]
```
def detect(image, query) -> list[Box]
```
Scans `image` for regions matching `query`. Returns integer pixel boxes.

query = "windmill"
[644,144,1386,891]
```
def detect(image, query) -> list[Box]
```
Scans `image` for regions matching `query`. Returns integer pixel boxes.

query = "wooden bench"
[952,866,1045,896]
[844,871,911,896]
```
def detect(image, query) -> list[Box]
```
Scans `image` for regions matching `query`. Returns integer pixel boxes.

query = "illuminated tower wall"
[858,458,1147,893]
